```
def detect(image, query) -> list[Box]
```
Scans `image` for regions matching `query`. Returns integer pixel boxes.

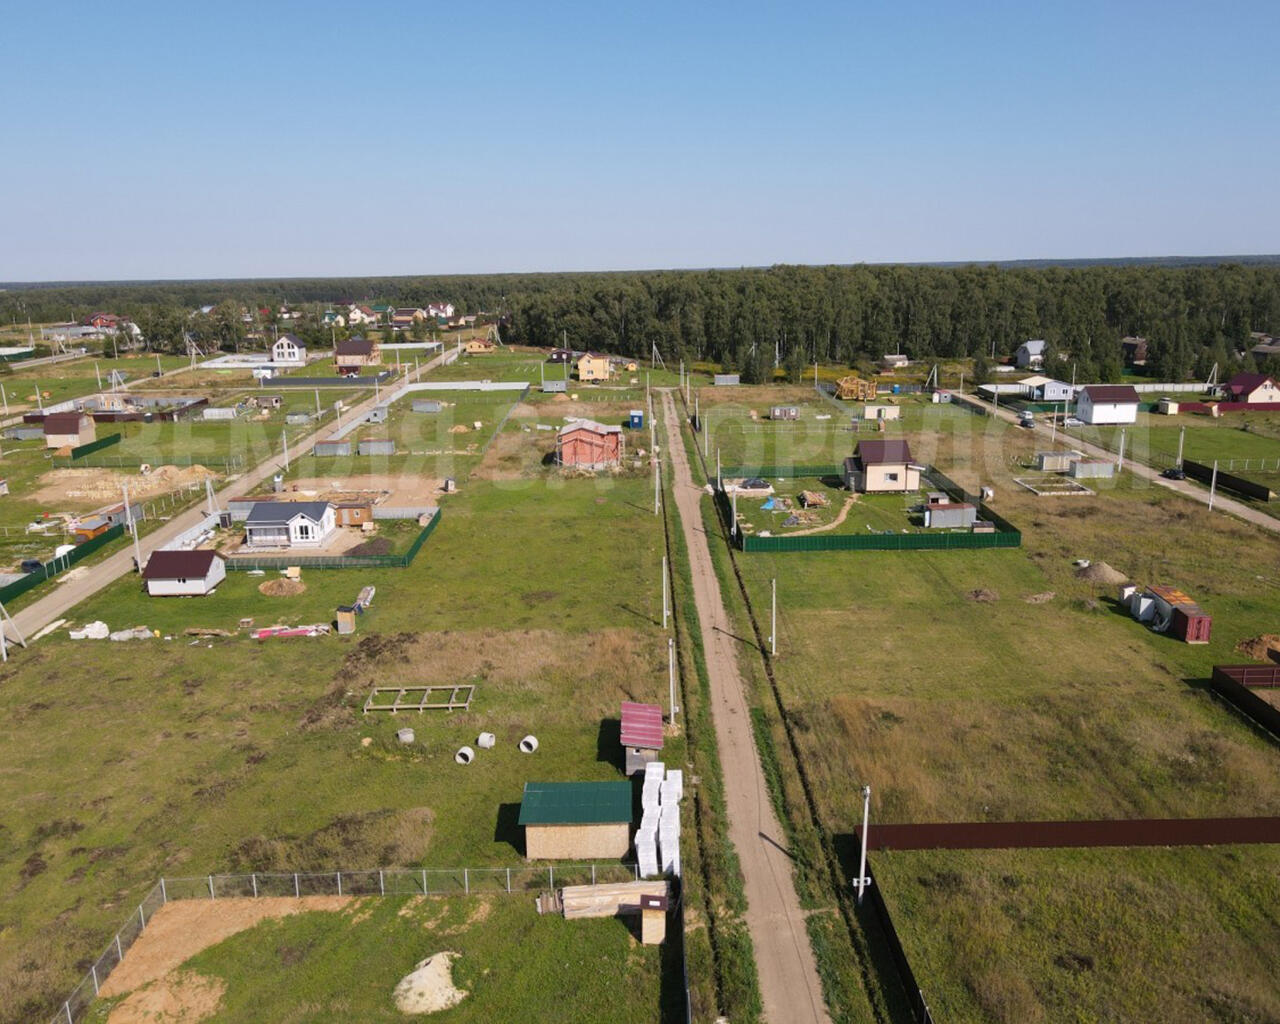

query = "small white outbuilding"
[142,549,227,597]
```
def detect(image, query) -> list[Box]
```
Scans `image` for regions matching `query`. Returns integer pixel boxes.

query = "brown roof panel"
[855,439,914,465]
[1081,384,1140,403]
[142,549,222,580]
[43,412,86,434]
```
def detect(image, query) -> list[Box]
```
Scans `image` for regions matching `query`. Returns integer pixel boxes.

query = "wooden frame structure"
[835,375,877,401]
[362,684,475,714]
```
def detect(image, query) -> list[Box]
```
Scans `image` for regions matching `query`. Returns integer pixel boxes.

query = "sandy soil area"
[107,971,226,1024]
[272,474,445,506]
[34,466,216,507]
[99,896,353,998]
[393,951,467,1014]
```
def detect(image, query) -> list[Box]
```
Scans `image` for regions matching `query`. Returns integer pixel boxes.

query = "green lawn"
[1066,409,1280,467]
[87,896,675,1024]
[0,473,682,1024]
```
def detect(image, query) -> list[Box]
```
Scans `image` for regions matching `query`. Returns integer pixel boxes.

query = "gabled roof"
[143,549,223,580]
[1224,372,1274,395]
[620,701,665,750]
[1018,339,1047,354]
[335,338,375,357]
[43,412,87,434]
[578,351,609,360]
[517,781,632,826]
[244,501,331,526]
[855,439,914,465]
[275,333,304,347]
[558,418,622,437]
[1080,384,1139,403]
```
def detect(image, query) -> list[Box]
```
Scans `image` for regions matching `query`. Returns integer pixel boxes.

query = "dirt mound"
[552,393,571,402]
[348,537,393,556]
[1023,592,1056,604]
[448,424,469,434]
[394,951,467,1014]
[259,578,307,597]
[1074,561,1127,585]
[967,589,999,603]
[107,970,225,1024]
[1235,634,1280,663]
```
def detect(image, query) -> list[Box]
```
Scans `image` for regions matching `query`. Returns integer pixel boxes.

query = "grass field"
[86,895,677,1023]
[875,846,1280,1024]
[1066,408,1280,467]
[0,465,689,1024]
[673,391,1280,1020]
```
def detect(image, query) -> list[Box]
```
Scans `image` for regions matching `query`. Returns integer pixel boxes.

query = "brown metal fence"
[1210,665,1280,740]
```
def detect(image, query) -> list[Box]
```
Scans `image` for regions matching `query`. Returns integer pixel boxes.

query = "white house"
[271,334,307,365]
[142,549,227,597]
[1221,373,1280,405]
[243,501,337,548]
[1075,384,1140,425]
[427,302,455,319]
[346,305,377,326]
[1016,339,1046,369]
[1019,375,1075,403]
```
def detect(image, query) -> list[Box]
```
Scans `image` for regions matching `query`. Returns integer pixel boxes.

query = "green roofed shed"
[519,781,633,860]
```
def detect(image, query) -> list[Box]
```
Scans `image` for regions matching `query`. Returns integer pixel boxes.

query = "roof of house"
[1019,339,1047,354]
[244,501,332,526]
[75,515,110,531]
[579,351,609,360]
[855,439,914,465]
[517,781,633,826]
[1224,372,1274,395]
[1080,384,1140,403]
[620,701,665,750]
[43,412,87,434]
[558,419,622,437]
[275,333,304,347]
[335,338,375,357]
[143,548,223,581]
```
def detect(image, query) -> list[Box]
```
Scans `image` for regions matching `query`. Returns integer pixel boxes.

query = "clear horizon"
[3,0,1277,281]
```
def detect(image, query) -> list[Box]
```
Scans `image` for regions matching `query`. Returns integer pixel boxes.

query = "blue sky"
[2,0,1277,280]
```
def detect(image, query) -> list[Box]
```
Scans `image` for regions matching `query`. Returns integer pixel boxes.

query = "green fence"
[69,433,123,459]
[719,464,844,479]
[0,524,127,604]
[225,510,441,571]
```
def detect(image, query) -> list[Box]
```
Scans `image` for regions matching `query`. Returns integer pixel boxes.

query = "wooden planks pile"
[560,880,670,920]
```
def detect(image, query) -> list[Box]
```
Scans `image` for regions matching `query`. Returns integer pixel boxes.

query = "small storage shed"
[203,406,238,421]
[923,502,978,529]
[335,502,373,527]
[358,438,396,456]
[412,399,443,413]
[313,440,351,457]
[1036,451,1075,473]
[252,395,283,410]
[43,412,95,449]
[542,379,568,394]
[629,409,645,429]
[862,404,901,421]
[770,406,799,421]
[142,549,227,597]
[621,701,665,776]
[1068,459,1115,479]
[367,405,389,423]
[519,781,633,860]
[71,515,111,542]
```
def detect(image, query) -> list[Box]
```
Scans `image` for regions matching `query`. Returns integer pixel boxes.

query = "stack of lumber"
[561,880,671,920]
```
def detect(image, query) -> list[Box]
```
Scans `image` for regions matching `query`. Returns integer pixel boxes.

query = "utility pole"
[282,430,290,472]
[668,637,678,722]
[1208,460,1219,510]
[1176,426,1185,467]
[770,578,777,655]
[35,381,42,411]
[95,363,102,389]
[856,785,872,904]
[662,556,669,630]
[123,483,142,572]
[653,457,660,515]
[731,486,738,538]
[315,389,321,418]
[716,448,721,490]
[1116,428,1126,471]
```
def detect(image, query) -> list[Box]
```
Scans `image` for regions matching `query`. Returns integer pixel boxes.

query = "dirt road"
[952,391,1280,534]
[660,391,831,1024]
[4,348,459,644]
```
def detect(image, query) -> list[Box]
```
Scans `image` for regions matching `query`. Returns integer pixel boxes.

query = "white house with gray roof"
[243,501,336,548]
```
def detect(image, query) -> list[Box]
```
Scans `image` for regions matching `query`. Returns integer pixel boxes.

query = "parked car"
[20,559,43,573]
[1161,466,1186,480]
[1064,416,1083,427]
[1018,411,1035,428]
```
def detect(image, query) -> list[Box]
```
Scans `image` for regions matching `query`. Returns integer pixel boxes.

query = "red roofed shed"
[621,700,664,775]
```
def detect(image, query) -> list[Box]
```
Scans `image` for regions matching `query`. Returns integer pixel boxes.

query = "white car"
[1064,416,1083,427]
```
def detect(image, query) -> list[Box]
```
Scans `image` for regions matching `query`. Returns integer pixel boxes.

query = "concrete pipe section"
[519,735,539,753]
[455,746,475,765]
[477,732,496,749]
[396,728,415,744]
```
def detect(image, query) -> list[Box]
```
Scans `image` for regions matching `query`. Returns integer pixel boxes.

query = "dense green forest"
[3,261,1280,383]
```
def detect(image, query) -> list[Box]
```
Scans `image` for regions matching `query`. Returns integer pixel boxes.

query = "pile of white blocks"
[637,762,683,878]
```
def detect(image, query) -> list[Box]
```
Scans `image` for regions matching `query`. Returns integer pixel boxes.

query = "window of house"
[886,472,899,482]
[297,522,312,540]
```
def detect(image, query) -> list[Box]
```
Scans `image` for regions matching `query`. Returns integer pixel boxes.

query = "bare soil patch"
[99,897,352,998]
[276,474,444,506]
[1023,592,1056,604]
[967,589,999,603]
[1235,634,1280,663]
[107,970,226,1024]
[258,579,306,597]
[34,466,216,507]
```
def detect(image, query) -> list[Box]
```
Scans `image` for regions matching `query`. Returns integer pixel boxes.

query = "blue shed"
[629,409,644,429]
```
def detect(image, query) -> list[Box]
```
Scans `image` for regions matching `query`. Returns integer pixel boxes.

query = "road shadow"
[758,830,797,860]
[494,802,524,856]
[713,624,759,650]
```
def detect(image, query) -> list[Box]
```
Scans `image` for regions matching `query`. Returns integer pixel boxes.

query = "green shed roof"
[518,781,632,826]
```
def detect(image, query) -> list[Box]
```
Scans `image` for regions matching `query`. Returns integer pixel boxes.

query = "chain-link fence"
[48,862,642,1023]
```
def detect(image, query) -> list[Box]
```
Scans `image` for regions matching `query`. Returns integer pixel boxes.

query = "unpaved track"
[661,391,831,1024]
[4,348,459,644]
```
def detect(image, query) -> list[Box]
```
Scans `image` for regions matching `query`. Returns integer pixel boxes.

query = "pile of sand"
[393,952,467,1015]
[448,424,469,434]
[1074,561,1127,585]
[259,578,306,597]
[967,589,999,603]
[1235,634,1280,663]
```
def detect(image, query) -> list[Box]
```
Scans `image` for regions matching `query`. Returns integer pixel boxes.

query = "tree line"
[3,261,1279,381]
